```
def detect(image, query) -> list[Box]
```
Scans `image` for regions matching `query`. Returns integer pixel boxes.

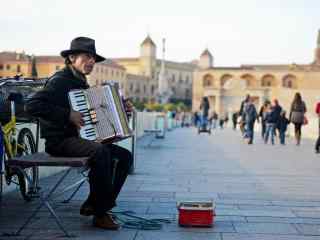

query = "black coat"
[25,67,89,146]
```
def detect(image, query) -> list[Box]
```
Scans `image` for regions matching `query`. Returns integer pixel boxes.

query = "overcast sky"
[1,0,319,66]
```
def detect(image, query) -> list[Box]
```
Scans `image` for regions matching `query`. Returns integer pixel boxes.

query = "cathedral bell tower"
[140,35,156,78]
[199,48,214,69]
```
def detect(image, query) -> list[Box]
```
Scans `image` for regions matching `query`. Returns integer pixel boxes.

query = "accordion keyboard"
[69,90,97,141]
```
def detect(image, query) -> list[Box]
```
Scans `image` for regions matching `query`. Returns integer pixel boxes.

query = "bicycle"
[0,92,39,202]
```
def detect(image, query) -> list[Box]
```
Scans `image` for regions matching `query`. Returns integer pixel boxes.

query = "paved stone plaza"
[2,127,320,239]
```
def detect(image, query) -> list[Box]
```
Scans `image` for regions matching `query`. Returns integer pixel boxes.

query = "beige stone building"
[192,30,320,122]
[112,36,196,104]
[0,51,33,78]
[35,56,64,78]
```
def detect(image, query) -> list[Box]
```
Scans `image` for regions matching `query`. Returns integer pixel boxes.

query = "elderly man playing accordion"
[26,37,133,230]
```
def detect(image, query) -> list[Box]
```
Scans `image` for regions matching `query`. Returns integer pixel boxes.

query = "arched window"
[240,74,256,88]
[282,74,297,89]
[261,74,276,87]
[17,65,21,72]
[6,64,10,70]
[202,74,214,87]
[220,74,234,88]
[151,85,155,95]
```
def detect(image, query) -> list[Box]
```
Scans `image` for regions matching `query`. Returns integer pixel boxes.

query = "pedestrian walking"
[243,97,258,144]
[232,111,239,130]
[278,110,290,145]
[314,100,320,153]
[289,92,307,145]
[258,100,271,139]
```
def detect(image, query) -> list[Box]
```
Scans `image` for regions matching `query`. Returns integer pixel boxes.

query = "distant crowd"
[193,93,320,153]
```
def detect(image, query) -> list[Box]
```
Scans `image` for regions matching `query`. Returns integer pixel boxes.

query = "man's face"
[70,53,96,75]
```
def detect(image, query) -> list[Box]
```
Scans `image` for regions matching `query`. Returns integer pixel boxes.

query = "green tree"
[31,55,38,78]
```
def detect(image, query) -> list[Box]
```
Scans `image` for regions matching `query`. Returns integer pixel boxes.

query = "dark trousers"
[315,119,320,152]
[46,137,133,217]
[279,130,286,144]
[261,121,266,138]
[245,121,255,143]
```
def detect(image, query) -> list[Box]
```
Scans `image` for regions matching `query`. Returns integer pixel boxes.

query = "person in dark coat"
[232,111,239,130]
[289,92,307,145]
[278,110,290,145]
[199,97,210,129]
[258,99,270,139]
[315,101,320,153]
[26,37,133,230]
[243,97,258,144]
[239,94,250,135]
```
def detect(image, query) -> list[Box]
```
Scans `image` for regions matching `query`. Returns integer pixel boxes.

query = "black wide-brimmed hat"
[60,37,106,63]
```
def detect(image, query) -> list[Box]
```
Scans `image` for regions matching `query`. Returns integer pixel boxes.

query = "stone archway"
[240,74,257,88]
[282,74,297,89]
[220,74,234,88]
[261,74,277,87]
[202,74,215,87]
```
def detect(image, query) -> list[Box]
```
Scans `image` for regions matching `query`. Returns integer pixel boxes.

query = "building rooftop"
[141,35,156,46]
[99,59,126,70]
[36,55,64,63]
[0,51,31,62]
[126,73,150,81]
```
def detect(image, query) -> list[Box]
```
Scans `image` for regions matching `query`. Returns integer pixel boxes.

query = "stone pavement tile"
[147,206,177,214]
[118,196,154,202]
[237,204,319,212]
[271,200,320,207]
[246,216,320,224]
[215,216,247,223]
[218,193,276,200]
[135,231,222,240]
[222,233,320,240]
[2,229,137,240]
[215,204,239,210]
[294,210,320,218]
[217,209,296,218]
[175,192,219,200]
[119,191,175,198]
[233,222,298,234]
[215,199,273,206]
[295,224,320,235]
[138,184,189,192]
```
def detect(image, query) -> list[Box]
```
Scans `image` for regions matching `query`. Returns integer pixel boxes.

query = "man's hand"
[69,110,84,129]
[123,98,134,117]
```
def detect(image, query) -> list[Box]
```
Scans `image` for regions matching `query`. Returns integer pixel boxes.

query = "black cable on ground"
[111,210,172,230]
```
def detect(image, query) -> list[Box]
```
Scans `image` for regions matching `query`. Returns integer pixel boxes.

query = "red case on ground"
[177,201,215,227]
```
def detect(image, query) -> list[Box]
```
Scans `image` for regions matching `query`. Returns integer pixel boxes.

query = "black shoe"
[93,213,120,230]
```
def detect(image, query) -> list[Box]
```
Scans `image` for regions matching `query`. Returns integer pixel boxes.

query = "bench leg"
[15,168,75,238]
[62,177,87,204]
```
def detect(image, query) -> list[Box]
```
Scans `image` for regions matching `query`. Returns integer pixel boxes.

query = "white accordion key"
[68,84,132,143]
[68,89,98,140]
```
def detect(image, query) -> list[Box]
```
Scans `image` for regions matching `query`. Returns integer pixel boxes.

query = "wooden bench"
[8,152,90,238]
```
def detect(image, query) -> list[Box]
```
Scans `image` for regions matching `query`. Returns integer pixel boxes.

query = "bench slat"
[8,152,89,168]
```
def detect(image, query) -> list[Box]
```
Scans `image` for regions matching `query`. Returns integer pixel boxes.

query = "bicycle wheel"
[17,127,38,201]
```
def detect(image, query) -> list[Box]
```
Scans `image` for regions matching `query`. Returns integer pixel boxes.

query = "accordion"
[68,84,132,143]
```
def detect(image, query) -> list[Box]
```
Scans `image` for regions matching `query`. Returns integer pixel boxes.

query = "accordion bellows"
[68,84,132,143]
